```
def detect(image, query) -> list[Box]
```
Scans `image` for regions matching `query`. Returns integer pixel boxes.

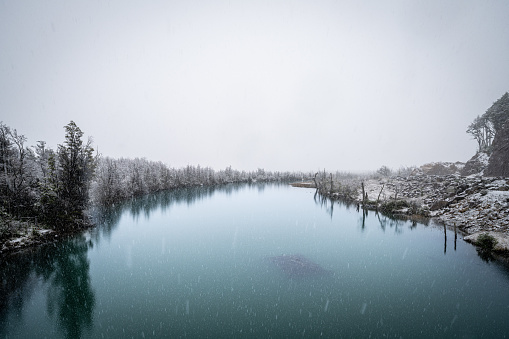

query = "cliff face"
[485,121,509,177]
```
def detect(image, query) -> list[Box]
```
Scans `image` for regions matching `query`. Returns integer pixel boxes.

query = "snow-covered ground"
[340,174,509,251]
[1,222,55,254]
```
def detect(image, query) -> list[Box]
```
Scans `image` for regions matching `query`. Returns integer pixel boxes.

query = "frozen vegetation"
[2,92,509,254]
[312,92,509,254]
[90,157,305,206]
[313,166,509,253]
[0,121,305,254]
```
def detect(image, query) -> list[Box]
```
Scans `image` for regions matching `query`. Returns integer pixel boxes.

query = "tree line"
[90,157,304,206]
[0,121,95,229]
[0,121,305,230]
[467,92,509,153]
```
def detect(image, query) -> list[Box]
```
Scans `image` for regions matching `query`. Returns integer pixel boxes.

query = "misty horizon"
[2,1,509,172]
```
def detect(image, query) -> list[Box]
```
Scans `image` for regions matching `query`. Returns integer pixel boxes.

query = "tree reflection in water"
[0,234,94,338]
[314,193,434,235]
[44,236,95,338]
[1,182,274,338]
[90,182,272,242]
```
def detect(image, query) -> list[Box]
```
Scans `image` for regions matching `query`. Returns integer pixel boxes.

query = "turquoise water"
[1,183,509,338]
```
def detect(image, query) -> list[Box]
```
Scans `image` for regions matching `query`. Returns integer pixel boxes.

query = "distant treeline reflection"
[91,182,277,240]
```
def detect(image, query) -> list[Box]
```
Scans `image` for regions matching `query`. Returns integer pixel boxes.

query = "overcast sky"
[1,0,509,172]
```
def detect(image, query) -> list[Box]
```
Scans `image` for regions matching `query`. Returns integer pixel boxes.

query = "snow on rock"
[461,152,489,176]
[413,162,465,176]
[333,173,509,251]
[464,232,509,252]
[1,228,55,254]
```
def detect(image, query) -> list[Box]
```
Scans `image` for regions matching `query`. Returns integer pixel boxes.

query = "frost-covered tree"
[56,121,96,225]
[467,115,494,152]
[467,92,509,153]
[89,157,305,206]
[0,123,37,216]
[0,123,14,202]
[376,165,392,177]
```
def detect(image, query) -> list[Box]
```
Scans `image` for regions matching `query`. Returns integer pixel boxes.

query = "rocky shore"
[318,173,509,253]
[0,216,94,256]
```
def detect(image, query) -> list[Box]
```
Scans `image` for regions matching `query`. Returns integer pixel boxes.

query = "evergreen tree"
[485,92,509,133]
[56,121,96,225]
[467,92,509,153]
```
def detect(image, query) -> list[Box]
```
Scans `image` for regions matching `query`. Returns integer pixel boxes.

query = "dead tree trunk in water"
[330,173,333,192]
[361,182,366,206]
[313,172,319,189]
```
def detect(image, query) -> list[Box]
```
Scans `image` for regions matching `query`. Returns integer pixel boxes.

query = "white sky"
[1,0,509,172]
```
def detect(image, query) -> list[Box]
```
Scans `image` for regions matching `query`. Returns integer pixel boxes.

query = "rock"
[446,186,456,194]
[464,232,509,252]
[431,200,449,211]
[485,120,509,177]
[461,152,489,176]
[419,162,465,176]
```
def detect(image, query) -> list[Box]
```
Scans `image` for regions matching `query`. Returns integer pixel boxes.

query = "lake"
[1,183,509,338]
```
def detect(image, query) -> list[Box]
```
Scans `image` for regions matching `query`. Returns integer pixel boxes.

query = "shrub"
[477,233,498,252]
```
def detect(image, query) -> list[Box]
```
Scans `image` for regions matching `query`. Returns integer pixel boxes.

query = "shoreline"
[306,174,509,253]
[4,177,509,256]
[0,218,95,257]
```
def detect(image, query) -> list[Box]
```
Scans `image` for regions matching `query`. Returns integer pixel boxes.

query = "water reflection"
[91,182,274,241]
[315,195,469,257]
[313,190,357,220]
[0,233,94,338]
[314,194,509,267]
[3,183,509,338]
[477,247,496,263]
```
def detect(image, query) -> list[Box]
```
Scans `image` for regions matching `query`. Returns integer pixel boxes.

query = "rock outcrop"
[461,152,489,176]
[414,162,464,176]
[485,121,509,177]
[329,174,509,236]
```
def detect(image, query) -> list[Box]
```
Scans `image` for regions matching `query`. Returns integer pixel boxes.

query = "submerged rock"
[268,254,332,278]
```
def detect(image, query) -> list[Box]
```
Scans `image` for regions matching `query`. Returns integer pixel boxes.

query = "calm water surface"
[1,183,509,338]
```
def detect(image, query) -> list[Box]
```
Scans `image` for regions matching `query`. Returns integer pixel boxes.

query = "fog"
[1,0,509,172]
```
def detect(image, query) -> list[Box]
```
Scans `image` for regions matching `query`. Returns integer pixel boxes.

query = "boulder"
[430,200,449,211]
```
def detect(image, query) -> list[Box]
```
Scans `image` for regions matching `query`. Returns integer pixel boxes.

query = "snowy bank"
[318,173,509,253]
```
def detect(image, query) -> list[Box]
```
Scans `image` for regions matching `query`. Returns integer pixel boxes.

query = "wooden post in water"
[454,223,457,251]
[444,224,447,254]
